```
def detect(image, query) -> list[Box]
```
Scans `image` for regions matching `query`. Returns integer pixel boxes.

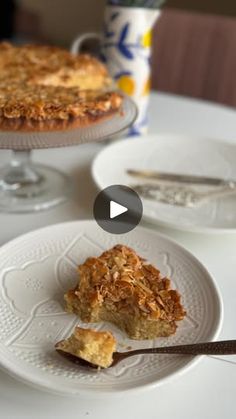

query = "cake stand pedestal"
[0,97,137,213]
[0,150,70,212]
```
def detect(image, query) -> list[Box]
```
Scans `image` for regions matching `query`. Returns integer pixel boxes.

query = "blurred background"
[1,0,236,106]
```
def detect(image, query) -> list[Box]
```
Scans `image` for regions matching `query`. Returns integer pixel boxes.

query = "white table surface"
[0,92,236,419]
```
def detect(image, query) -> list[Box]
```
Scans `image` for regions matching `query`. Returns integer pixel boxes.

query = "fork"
[132,183,236,207]
[56,340,236,369]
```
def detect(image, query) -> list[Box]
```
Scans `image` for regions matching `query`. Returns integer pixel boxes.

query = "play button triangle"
[110,200,128,219]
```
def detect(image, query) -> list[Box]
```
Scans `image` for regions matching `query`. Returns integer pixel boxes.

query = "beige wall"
[20,0,106,46]
[19,0,236,46]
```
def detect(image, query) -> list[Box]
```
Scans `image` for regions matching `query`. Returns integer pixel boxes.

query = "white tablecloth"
[0,92,236,419]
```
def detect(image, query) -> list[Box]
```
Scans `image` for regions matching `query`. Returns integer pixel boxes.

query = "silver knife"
[127,169,236,188]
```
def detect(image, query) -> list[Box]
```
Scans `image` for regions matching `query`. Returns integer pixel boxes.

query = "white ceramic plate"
[92,134,236,233]
[0,221,222,396]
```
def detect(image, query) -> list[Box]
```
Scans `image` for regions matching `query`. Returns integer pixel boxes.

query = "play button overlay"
[93,185,143,234]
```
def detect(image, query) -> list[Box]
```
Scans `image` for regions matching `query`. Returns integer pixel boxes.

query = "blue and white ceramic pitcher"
[101,5,160,134]
[71,1,163,135]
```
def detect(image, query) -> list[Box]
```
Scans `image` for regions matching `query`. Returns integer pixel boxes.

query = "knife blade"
[127,169,236,188]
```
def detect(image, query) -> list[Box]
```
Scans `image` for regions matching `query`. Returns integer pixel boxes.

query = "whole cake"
[0,42,122,131]
[65,245,186,340]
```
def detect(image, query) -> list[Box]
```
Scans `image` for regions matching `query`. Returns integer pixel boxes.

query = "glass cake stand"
[0,96,137,213]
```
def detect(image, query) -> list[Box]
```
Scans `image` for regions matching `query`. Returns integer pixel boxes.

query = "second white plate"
[92,134,236,233]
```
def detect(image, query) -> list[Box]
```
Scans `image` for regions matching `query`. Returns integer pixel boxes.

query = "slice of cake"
[55,327,116,368]
[64,245,186,340]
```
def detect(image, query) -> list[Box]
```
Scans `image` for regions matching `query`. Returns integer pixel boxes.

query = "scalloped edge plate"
[0,221,223,396]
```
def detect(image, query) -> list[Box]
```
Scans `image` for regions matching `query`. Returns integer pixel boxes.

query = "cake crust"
[0,110,118,132]
[64,245,186,340]
[0,85,122,132]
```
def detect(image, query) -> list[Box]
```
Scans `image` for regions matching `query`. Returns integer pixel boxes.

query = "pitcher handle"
[70,32,102,54]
